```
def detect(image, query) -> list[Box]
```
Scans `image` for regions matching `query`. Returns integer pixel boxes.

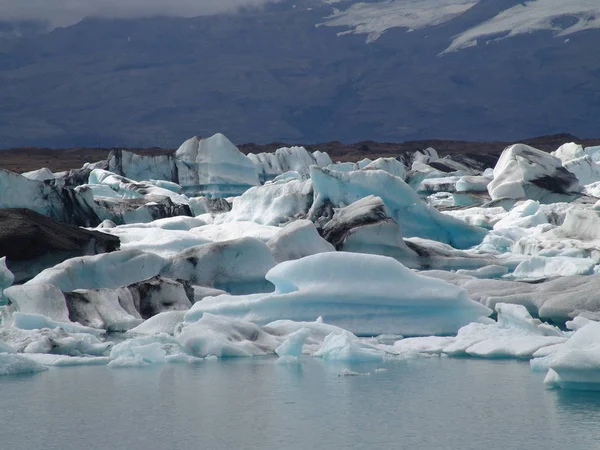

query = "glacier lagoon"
[5,133,600,447]
[2,357,600,450]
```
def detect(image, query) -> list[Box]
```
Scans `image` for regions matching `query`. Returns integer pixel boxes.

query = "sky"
[0,0,282,28]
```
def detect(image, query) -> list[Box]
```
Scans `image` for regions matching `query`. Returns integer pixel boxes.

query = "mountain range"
[0,0,599,148]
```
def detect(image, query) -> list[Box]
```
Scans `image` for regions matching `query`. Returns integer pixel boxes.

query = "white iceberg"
[185,252,492,337]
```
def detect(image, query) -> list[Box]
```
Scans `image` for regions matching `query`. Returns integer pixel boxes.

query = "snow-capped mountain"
[319,0,600,51]
[0,0,598,147]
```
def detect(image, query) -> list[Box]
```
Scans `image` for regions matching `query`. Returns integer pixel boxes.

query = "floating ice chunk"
[314,332,385,362]
[362,157,406,180]
[395,303,565,360]
[562,156,600,186]
[177,313,281,358]
[393,336,455,355]
[108,149,177,183]
[187,252,492,337]
[188,196,231,217]
[89,169,189,205]
[357,158,372,169]
[0,321,110,356]
[267,220,335,263]
[275,327,311,357]
[566,315,595,331]
[117,215,210,231]
[21,167,56,181]
[128,311,187,335]
[148,179,182,193]
[264,319,357,355]
[215,179,313,226]
[66,289,143,331]
[456,175,491,193]
[24,354,110,366]
[512,207,600,259]
[493,200,548,230]
[443,206,507,230]
[108,334,179,367]
[3,284,70,322]
[0,168,99,227]
[191,221,280,243]
[418,176,461,194]
[326,162,359,172]
[309,166,487,249]
[175,133,259,197]
[119,276,192,319]
[456,265,508,279]
[488,144,580,202]
[320,196,417,266]
[247,146,331,182]
[512,256,596,280]
[161,237,276,294]
[272,171,304,183]
[191,285,228,303]
[0,257,15,304]
[544,321,600,390]
[9,312,104,336]
[27,250,166,292]
[0,354,48,376]
[553,142,586,163]
[105,227,211,258]
[586,145,600,163]
[0,339,16,353]
[425,269,600,324]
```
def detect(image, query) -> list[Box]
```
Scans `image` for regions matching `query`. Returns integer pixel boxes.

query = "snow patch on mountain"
[319,0,478,43]
[444,0,600,53]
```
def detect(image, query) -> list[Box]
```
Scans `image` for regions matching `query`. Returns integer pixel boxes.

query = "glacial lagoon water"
[2,357,600,450]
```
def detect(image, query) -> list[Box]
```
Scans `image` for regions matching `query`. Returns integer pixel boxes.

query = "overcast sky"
[1,0,282,28]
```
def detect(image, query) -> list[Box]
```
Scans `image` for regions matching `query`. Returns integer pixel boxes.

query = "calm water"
[2,357,600,450]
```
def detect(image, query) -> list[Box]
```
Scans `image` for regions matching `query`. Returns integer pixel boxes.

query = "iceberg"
[3,284,71,322]
[160,237,276,294]
[309,166,487,249]
[422,270,600,324]
[247,146,331,183]
[543,321,600,390]
[0,257,14,304]
[394,303,566,359]
[267,220,335,263]
[177,313,281,358]
[488,144,580,202]
[215,178,313,226]
[175,133,259,197]
[314,332,386,362]
[107,149,177,184]
[128,311,187,335]
[65,289,143,331]
[0,208,119,283]
[320,196,419,265]
[362,157,406,180]
[88,169,189,205]
[0,168,100,227]
[185,252,492,337]
[26,249,167,292]
[0,353,48,376]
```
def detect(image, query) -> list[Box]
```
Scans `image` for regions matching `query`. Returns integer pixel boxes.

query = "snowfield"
[3,132,600,390]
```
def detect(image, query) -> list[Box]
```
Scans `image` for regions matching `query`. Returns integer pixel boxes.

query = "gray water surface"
[2,357,600,450]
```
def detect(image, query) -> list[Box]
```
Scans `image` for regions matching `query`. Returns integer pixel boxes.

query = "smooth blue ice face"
[1,358,600,450]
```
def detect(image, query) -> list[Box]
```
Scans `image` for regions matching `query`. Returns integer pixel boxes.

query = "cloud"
[0,0,283,28]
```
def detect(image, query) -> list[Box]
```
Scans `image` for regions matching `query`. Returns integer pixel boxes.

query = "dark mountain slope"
[0,1,599,147]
